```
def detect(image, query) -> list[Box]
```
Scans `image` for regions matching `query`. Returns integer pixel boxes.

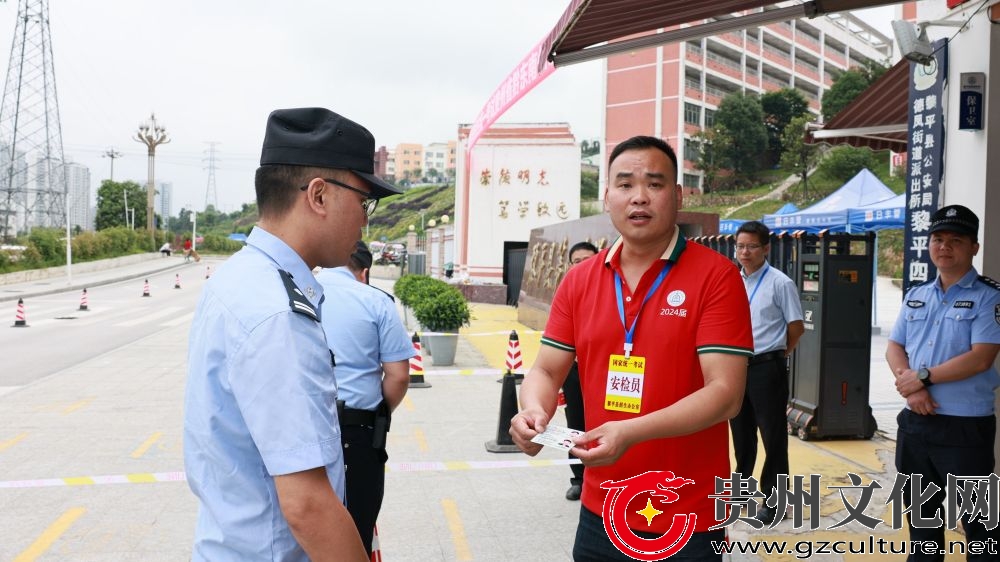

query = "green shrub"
[394,274,449,308]
[413,287,471,332]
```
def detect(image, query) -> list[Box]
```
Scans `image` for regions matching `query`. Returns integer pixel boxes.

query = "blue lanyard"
[614,262,672,359]
[747,264,769,305]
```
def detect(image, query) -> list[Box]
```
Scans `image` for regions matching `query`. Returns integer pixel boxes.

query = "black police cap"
[929,204,979,238]
[351,240,374,270]
[260,107,402,199]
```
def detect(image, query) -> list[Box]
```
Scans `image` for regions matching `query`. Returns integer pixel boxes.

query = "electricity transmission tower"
[204,141,219,210]
[0,0,68,240]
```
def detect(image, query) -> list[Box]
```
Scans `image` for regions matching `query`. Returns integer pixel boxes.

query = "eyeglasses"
[735,243,763,251]
[300,178,378,216]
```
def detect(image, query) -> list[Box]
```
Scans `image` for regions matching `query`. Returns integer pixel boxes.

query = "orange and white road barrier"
[408,332,431,388]
[174,274,181,289]
[79,288,89,311]
[12,298,27,327]
[142,279,151,297]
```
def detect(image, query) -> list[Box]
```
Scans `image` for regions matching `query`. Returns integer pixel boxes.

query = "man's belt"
[337,400,391,449]
[748,350,786,366]
[338,404,377,427]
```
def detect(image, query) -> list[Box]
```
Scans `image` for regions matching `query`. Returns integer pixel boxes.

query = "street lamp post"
[134,114,170,250]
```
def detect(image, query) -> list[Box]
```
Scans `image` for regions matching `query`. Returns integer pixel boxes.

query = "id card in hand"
[530,424,584,451]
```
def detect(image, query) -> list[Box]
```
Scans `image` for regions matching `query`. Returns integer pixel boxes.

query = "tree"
[692,128,732,193]
[779,115,821,199]
[580,170,599,200]
[820,62,887,122]
[815,145,882,183]
[95,180,146,230]
[761,89,809,166]
[715,93,768,184]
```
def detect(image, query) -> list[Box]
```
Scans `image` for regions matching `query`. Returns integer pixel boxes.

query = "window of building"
[682,174,701,189]
[704,109,717,127]
[683,142,701,163]
[684,103,701,125]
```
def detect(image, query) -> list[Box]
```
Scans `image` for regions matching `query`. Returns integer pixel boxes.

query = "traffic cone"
[12,298,28,327]
[205,265,211,279]
[497,330,525,383]
[174,274,181,289]
[142,279,151,297]
[370,524,382,562]
[485,372,521,453]
[78,288,89,311]
[408,333,431,388]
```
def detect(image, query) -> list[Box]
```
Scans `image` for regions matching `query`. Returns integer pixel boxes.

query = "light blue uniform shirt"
[315,267,415,410]
[184,226,345,562]
[889,267,1000,416]
[741,262,804,355]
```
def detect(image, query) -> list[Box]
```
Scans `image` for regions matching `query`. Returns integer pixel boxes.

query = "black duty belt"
[339,407,377,427]
[748,350,786,366]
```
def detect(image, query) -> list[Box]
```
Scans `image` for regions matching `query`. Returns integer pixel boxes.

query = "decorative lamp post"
[440,214,449,224]
[427,219,437,229]
[134,113,170,250]
[408,224,415,231]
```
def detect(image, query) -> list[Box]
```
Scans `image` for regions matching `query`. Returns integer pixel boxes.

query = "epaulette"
[373,285,396,303]
[278,269,319,322]
[977,275,1000,292]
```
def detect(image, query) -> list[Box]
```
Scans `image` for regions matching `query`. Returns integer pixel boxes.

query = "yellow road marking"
[414,428,429,452]
[126,473,157,483]
[130,432,164,459]
[0,432,28,452]
[441,499,472,561]
[402,395,415,412]
[13,507,86,562]
[62,397,93,414]
[63,477,94,486]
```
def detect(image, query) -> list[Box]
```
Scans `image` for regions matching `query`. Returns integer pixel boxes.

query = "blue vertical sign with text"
[959,72,985,131]
[903,40,947,294]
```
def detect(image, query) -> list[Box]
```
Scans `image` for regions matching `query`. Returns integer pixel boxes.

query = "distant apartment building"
[65,161,91,231]
[604,9,892,191]
[394,143,423,181]
[373,145,390,178]
[155,181,172,224]
[423,142,450,180]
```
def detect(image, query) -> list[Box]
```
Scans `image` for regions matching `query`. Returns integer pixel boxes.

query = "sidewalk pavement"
[4,255,941,561]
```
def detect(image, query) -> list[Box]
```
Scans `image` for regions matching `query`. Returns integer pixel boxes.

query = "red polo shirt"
[542,228,753,533]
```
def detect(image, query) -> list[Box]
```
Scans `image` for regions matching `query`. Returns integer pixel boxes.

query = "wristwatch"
[917,367,934,387]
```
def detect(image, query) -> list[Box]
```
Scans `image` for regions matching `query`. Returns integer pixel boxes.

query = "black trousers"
[342,425,388,556]
[896,409,998,562]
[563,362,585,484]
[730,356,789,499]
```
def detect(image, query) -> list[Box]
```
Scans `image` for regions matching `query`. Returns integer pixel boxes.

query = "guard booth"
[787,231,877,441]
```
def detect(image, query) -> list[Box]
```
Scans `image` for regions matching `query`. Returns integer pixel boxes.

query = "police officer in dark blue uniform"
[887,204,1000,561]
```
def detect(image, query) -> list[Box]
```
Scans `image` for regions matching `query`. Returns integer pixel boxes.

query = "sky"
[0,1,895,216]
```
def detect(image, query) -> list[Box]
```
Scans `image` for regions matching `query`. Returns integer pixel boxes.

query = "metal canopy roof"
[541,0,901,68]
[808,57,909,152]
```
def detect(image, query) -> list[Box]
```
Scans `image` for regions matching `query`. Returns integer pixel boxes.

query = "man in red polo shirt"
[511,135,753,561]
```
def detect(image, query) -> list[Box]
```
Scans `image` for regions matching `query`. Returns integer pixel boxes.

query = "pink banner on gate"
[466,37,556,151]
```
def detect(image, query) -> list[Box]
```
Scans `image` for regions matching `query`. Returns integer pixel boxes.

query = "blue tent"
[719,202,796,234]
[763,168,896,232]
[719,219,745,234]
[847,193,905,231]
[775,202,799,215]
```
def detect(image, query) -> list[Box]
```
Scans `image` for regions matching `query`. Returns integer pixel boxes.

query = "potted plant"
[413,287,471,366]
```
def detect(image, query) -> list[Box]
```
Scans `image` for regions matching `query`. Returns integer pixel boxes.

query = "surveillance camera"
[892,20,933,65]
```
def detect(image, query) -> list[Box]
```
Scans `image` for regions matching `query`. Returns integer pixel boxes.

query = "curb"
[0,260,191,303]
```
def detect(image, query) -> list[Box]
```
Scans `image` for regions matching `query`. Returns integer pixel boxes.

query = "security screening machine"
[787,231,878,441]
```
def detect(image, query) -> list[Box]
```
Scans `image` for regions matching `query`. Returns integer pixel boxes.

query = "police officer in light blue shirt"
[315,240,414,555]
[887,204,1000,561]
[184,107,401,562]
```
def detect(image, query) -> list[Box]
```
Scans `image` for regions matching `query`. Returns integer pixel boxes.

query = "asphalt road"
[3,267,207,390]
